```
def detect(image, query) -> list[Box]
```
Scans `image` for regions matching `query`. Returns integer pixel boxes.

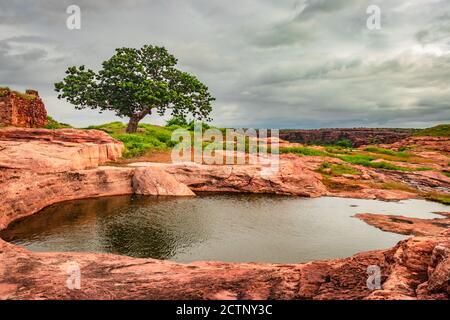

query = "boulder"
[132,167,195,196]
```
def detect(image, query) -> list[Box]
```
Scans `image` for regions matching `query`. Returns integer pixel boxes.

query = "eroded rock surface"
[280,128,414,147]
[1,231,449,300]
[0,128,449,300]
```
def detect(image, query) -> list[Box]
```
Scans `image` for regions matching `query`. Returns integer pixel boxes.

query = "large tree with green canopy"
[55,45,214,133]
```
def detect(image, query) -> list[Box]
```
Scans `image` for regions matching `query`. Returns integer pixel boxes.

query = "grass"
[321,177,362,192]
[317,162,361,176]
[45,116,72,129]
[280,146,433,172]
[424,193,450,205]
[334,154,413,171]
[443,171,450,178]
[363,147,411,158]
[86,122,178,158]
[280,146,330,157]
[415,124,450,137]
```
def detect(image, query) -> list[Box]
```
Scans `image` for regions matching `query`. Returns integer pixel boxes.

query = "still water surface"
[1,194,448,263]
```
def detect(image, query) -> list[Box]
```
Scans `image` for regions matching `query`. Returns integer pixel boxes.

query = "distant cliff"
[0,88,47,128]
[279,128,416,147]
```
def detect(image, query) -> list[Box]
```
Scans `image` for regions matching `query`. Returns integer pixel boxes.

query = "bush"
[165,116,188,127]
[335,139,353,148]
[45,116,72,129]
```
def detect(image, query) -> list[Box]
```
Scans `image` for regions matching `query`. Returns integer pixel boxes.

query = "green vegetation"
[443,171,450,178]
[280,147,330,157]
[363,147,411,158]
[317,162,361,176]
[424,193,450,205]
[55,45,214,133]
[280,146,429,172]
[86,122,176,158]
[45,116,72,129]
[0,87,37,100]
[335,154,411,171]
[335,139,353,148]
[415,124,450,137]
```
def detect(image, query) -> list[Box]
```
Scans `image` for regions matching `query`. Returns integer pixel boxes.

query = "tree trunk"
[126,116,140,133]
[126,111,149,133]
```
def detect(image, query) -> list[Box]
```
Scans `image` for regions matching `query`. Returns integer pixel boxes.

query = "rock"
[132,167,195,196]
[280,128,414,147]
[0,128,124,173]
[427,242,450,293]
[129,157,327,197]
[0,167,135,230]
[1,231,449,300]
[0,89,48,128]
[354,212,450,236]
[0,127,449,300]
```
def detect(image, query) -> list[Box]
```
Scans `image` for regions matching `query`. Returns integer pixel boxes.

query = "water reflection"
[1,194,447,263]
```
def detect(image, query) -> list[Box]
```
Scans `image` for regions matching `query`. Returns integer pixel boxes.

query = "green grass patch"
[415,124,450,137]
[281,147,419,171]
[443,171,450,178]
[424,193,450,205]
[363,147,411,158]
[280,147,330,157]
[45,116,72,129]
[335,154,412,171]
[318,162,361,176]
[86,122,178,158]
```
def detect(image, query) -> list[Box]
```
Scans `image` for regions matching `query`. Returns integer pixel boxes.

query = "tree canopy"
[55,45,214,133]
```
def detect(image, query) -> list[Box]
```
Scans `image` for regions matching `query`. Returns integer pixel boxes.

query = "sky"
[0,0,449,129]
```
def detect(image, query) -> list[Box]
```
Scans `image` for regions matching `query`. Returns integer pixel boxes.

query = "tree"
[55,45,214,133]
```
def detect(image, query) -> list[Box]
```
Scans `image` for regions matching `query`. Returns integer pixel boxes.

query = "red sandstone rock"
[1,232,448,300]
[128,156,327,197]
[0,89,47,128]
[0,128,124,173]
[0,127,449,300]
[280,128,414,147]
[132,167,195,196]
[355,212,450,236]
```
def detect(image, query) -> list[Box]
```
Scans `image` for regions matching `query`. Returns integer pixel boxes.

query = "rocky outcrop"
[280,128,414,147]
[0,128,198,229]
[0,89,48,128]
[0,128,124,173]
[387,136,450,154]
[132,167,195,196]
[1,230,448,300]
[0,127,448,300]
[355,212,450,236]
[129,155,327,197]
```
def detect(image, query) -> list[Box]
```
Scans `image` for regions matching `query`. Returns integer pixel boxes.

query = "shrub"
[335,139,353,148]
[45,116,72,129]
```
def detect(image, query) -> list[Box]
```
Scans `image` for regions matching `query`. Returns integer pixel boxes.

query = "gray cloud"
[0,0,449,128]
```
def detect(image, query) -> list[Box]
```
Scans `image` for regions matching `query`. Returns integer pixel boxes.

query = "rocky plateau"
[0,128,449,300]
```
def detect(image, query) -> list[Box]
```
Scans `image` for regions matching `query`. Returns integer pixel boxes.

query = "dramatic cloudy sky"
[1,0,449,128]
